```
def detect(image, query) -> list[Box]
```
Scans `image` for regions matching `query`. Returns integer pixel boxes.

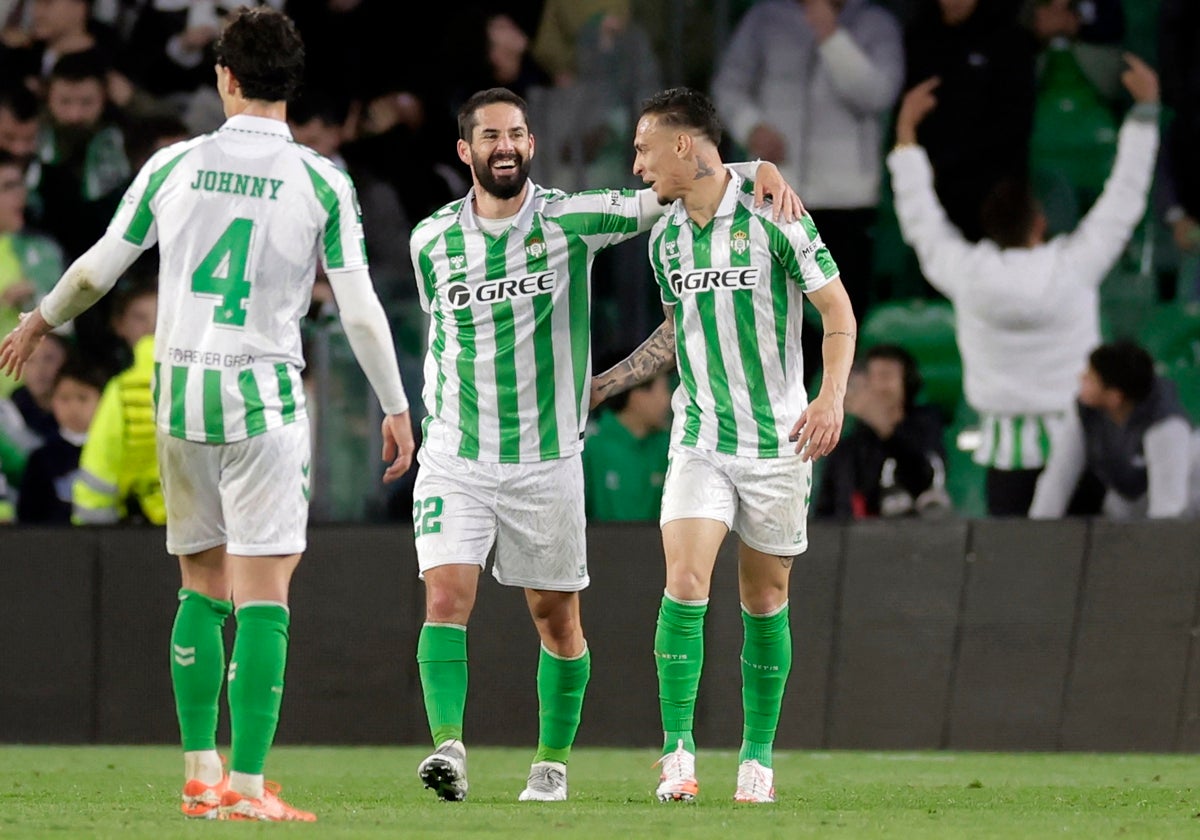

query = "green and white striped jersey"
[109,114,365,444]
[652,173,839,458]
[411,182,648,463]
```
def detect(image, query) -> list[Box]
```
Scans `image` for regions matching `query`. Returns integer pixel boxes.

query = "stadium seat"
[1137,301,1200,367]
[1030,42,1119,206]
[859,297,962,417]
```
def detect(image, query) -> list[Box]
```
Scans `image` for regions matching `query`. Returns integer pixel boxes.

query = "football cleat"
[733,759,776,803]
[418,739,469,802]
[180,774,228,819]
[219,781,316,821]
[654,739,699,802]
[518,761,568,801]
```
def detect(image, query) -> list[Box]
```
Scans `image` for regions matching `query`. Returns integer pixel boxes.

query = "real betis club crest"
[525,238,546,260]
[731,229,750,255]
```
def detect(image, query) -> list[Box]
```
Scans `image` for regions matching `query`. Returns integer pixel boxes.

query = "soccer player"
[0,7,414,823]
[590,87,856,804]
[409,86,802,803]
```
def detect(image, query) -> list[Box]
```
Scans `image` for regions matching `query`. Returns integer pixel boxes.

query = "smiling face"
[458,101,534,201]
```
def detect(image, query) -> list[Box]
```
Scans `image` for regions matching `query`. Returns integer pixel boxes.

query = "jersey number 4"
[192,217,254,328]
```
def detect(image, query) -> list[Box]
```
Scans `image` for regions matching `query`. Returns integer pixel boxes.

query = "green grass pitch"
[2,746,1199,839]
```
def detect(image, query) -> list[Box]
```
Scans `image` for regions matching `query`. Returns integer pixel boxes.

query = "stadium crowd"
[0,0,1196,525]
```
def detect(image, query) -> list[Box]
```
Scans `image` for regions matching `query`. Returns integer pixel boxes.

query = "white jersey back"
[651,173,839,458]
[110,114,364,444]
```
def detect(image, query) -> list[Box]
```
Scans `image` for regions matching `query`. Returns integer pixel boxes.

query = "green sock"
[534,645,591,764]
[739,604,792,769]
[417,623,468,746]
[171,589,232,752]
[656,594,707,756]
[227,603,289,776]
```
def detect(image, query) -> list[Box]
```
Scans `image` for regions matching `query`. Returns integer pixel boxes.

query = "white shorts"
[660,444,812,556]
[157,420,310,557]
[412,446,588,591]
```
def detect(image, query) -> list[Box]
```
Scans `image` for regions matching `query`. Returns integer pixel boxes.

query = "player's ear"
[676,131,691,159]
[456,138,471,167]
[527,132,535,162]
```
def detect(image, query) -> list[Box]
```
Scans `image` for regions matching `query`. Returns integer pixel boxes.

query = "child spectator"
[16,355,104,522]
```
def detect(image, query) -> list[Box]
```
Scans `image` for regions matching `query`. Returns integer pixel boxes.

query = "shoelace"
[736,764,771,797]
[653,744,695,780]
[529,765,565,791]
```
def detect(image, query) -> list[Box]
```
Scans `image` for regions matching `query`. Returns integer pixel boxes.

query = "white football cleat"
[733,759,776,803]
[654,739,699,802]
[518,760,568,801]
[418,739,468,802]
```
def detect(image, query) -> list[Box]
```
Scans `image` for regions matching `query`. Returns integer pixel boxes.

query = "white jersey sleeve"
[303,158,368,273]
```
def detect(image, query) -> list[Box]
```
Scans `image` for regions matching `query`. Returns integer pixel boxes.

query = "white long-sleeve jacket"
[886,107,1160,417]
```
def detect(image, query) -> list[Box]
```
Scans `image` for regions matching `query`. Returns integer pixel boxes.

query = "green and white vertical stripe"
[411,184,644,463]
[652,176,838,459]
[152,362,304,443]
[973,411,1061,470]
[106,115,364,444]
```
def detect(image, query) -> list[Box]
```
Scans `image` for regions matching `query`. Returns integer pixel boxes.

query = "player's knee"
[666,567,712,602]
[424,585,474,624]
[740,577,788,616]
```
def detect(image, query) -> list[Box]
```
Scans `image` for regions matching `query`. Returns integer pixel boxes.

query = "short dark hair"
[865,343,922,407]
[48,51,109,87]
[112,276,158,320]
[639,87,723,146]
[0,84,38,122]
[457,87,529,142]
[213,7,305,103]
[1088,340,1156,403]
[54,354,107,393]
[980,176,1041,248]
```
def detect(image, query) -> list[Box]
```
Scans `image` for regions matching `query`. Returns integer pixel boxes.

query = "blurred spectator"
[0,85,39,166]
[1031,340,1200,519]
[1158,0,1200,300]
[122,1,285,103]
[33,51,129,260]
[581,365,672,522]
[0,0,125,93]
[712,0,904,383]
[16,352,103,522]
[530,2,660,190]
[1024,0,1127,223]
[105,274,154,370]
[887,55,1159,516]
[452,10,551,107]
[72,331,162,524]
[0,329,68,467]
[903,0,1038,241]
[0,148,64,396]
[816,343,949,519]
[288,90,347,168]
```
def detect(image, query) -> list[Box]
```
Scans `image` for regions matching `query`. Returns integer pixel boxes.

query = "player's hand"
[788,390,844,462]
[0,308,50,381]
[381,410,416,482]
[753,161,805,223]
[1120,52,1159,104]
[896,77,940,145]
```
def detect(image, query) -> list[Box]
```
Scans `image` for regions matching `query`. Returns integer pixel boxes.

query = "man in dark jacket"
[816,343,950,519]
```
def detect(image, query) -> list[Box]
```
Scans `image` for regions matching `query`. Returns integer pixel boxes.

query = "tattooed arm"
[589,309,677,409]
